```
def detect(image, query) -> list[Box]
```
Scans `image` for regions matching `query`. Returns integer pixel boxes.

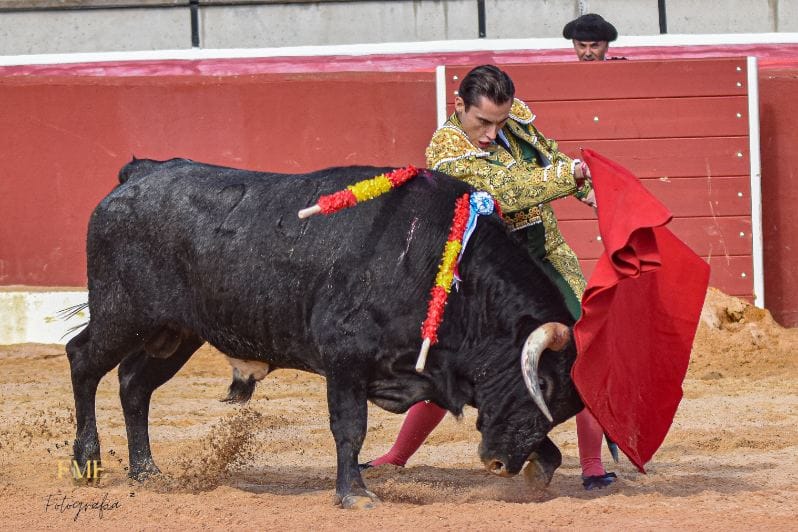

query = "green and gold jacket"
[425,99,590,300]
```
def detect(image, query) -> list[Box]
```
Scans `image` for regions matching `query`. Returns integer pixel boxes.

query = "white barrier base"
[0,290,89,345]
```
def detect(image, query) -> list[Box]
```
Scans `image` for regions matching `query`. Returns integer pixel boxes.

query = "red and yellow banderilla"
[297,166,418,219]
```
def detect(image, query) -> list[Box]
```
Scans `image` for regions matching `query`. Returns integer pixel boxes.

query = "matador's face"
[455,95,513,150]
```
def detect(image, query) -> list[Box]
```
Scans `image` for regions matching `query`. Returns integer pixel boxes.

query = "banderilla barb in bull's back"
[297,166,419,218]
[297,166,492,372]
[416,193,470,371]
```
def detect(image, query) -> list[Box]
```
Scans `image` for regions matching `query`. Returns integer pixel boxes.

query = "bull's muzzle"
[520,322,571,422]
[485,458,513,477]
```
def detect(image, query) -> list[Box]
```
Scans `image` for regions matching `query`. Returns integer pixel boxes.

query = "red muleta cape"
[572,149,710,472]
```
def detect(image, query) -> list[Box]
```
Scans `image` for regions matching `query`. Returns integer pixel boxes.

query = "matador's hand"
[581,189,597,209]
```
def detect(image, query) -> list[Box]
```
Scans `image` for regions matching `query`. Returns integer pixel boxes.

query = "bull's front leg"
[325,370,378,509]
[523,436,562,490]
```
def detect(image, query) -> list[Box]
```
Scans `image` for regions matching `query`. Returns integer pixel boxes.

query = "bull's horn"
[520,322,571,423]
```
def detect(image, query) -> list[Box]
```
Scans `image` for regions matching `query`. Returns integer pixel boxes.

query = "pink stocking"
[369,401,447,467]
[576,408,606,477]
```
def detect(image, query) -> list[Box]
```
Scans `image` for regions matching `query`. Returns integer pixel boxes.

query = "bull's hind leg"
[66,325,137,476]
[118,334,203,479]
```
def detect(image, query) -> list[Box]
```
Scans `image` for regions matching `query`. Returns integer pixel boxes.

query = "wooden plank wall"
[443,58,755,300]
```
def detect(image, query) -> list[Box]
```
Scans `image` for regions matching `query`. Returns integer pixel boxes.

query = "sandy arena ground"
[0,288,796,530]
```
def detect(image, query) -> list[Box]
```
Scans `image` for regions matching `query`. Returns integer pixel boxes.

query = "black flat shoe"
[358,461,373,472]
[582,472,617,491]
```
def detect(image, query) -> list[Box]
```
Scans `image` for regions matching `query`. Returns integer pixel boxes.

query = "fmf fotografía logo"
[56,459,104,481]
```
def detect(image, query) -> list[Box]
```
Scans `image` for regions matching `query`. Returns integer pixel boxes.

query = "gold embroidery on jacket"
[504,206,542,231]
[425,103,588,298]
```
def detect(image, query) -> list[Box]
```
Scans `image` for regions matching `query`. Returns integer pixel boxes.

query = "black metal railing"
[0,0,378,11]
[0,1,670,49]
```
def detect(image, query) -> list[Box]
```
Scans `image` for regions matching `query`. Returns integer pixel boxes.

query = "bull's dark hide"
[67,159,583,508]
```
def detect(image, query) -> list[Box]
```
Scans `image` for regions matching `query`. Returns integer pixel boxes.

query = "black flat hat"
[563,13,618,42]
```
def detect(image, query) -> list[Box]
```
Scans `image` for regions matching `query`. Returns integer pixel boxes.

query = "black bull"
[66,159,584,508]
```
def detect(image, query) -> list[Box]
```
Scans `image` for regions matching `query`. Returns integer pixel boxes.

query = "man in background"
[563,13,619,61]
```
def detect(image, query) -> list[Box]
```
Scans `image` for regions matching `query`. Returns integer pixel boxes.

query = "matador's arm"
[426,131,580,213]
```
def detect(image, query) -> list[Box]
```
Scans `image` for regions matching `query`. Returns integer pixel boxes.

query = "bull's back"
[88,160,470,366]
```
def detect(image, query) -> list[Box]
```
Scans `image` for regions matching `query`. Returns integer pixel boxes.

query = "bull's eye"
[538,377,547,391]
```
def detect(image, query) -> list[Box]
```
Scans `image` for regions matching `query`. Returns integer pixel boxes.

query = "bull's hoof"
[523,459,553,490]
[71,439,101,485]
[335,488,380,510]
[341,493,380,510]
[128,460,161,481]
[73,437,101,466]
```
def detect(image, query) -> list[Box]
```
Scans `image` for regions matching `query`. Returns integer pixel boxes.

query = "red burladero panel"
[450,59,757,301]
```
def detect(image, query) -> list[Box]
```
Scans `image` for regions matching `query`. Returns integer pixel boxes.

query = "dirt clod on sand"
[0,288,796,529]
[692,287,798,378]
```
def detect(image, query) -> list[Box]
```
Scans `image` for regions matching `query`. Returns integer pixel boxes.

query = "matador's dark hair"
[458,65,515,110]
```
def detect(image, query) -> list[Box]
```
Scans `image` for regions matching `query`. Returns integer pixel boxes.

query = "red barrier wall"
[2,55,797,325]
[445,58,756,300]
[0,72,435,286]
